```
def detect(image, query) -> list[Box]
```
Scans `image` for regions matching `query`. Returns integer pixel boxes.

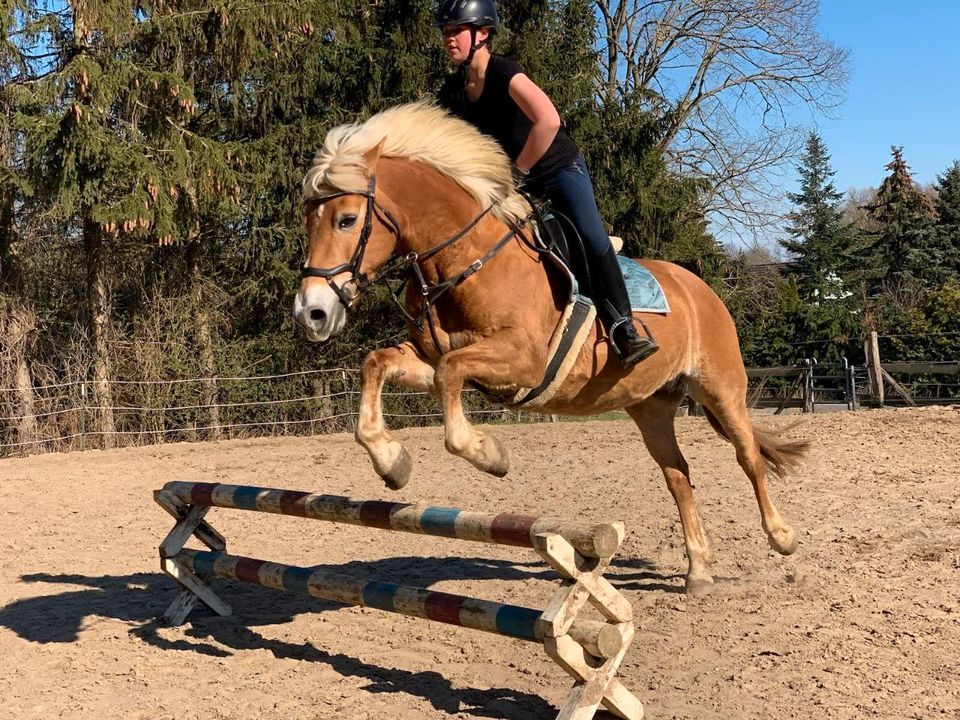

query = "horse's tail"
[702,408,810,479]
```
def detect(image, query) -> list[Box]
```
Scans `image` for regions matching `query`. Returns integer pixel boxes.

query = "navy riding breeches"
[525,154,610,259]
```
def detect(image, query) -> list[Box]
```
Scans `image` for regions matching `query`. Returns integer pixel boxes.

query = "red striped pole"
[162,481,622,558]
[176,548,624,659]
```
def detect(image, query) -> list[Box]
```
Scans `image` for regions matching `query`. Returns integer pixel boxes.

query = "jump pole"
[160,481,623,559]
[155,481,643,720]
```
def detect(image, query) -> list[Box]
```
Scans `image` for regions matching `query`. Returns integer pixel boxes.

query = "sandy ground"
[1,407,959,720]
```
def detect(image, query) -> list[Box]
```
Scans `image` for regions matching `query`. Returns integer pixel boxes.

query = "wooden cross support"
[154,488,230,625]
[534,530,642,720]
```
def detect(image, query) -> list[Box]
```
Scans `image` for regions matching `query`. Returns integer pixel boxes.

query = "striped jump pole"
[174,547,624,660]
[160,481,623,559]
[154,482,643,720]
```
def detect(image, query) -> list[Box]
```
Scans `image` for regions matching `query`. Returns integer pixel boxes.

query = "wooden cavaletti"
[155,481,643,720]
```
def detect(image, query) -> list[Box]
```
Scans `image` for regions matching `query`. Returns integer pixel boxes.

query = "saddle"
[526,197,670,315]
[505,199,668,408]
[529,204,594,294]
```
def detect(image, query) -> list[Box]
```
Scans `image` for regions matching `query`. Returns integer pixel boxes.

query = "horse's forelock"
[303,155,369,201]
[303,123,370,200]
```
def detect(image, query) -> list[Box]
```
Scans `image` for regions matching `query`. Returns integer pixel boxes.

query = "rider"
[434,0,658,367]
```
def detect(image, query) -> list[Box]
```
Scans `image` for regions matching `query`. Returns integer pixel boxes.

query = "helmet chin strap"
[460,27,486,71]
[452,27,487,109]
[466,28,479,64]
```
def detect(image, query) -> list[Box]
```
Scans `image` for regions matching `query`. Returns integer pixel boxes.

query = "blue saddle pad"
[618,256,670,314]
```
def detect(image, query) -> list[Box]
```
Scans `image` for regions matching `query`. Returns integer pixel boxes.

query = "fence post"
[80,381,87,452]
[843,358,854,411]
[345,370,357,433]
[803,359,815,413]
[865,331,884,406]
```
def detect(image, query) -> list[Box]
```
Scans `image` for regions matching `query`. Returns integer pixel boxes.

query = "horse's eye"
[338,214,358,230]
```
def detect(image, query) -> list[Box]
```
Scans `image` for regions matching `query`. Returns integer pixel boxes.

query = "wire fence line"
[0,367,526,457]
[6,357,956,458]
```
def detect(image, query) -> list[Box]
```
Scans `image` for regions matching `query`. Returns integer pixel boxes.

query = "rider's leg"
[529,154,658,367]
[592,246,659,366]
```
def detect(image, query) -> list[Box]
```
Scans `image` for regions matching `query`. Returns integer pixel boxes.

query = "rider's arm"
[508,74,561,174]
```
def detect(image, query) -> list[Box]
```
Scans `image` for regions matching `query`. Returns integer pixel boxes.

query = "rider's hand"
[511,162,530,188]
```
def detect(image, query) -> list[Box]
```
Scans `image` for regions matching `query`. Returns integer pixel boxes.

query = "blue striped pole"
[163,481,622,558]
[175,548,623,659]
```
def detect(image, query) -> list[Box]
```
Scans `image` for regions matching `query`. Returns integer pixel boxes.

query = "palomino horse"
[293,103,808,593]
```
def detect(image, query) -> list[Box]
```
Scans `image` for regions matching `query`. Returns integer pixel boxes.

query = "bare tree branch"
[594,0,849,236]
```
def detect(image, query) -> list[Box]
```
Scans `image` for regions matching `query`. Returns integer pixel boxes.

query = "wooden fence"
[746,334,960,413]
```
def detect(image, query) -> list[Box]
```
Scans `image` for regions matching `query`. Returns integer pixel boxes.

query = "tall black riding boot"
[591,247,659,368]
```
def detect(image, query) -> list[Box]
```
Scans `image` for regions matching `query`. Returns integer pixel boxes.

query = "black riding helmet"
[435,0,500,32]
[436,0,499,73]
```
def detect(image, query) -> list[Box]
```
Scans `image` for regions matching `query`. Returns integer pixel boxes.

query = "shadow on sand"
[1,552,674,718]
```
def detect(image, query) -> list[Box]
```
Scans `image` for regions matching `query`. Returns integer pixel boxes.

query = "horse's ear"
[362,139,387,177]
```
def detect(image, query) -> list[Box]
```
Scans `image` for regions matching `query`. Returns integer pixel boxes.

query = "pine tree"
[930,160,960,274]
[5,2,248,444]
[860,146,937,293]
[780,132,855,303]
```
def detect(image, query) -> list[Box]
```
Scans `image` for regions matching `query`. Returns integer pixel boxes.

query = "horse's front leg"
[434,330,543,477]
[356,341,436,490]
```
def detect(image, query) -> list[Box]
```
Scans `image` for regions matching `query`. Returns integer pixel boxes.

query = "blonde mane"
[302,102,530,224]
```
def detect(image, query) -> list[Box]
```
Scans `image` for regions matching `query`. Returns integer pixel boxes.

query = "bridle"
[300,175,402,309]
[300,173,534,352]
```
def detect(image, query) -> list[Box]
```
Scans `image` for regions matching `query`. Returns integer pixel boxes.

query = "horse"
[293,102,809,593]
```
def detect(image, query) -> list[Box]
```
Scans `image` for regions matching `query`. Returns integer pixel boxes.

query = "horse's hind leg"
[626,393,716,594]
[356,342,436,490]
[687,374,798,556]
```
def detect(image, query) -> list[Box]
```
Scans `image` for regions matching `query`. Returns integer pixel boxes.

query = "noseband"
[300,175,402,309]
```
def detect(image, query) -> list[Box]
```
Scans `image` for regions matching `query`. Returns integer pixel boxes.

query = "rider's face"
[441,25,488,64]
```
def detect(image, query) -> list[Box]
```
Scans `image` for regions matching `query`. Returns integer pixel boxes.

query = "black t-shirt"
[438,55,580,178]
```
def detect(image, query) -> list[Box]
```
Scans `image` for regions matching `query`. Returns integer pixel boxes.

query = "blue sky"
[814,2,960,192]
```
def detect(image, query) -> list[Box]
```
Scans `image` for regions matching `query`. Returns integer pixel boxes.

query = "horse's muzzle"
[293,284,347,342]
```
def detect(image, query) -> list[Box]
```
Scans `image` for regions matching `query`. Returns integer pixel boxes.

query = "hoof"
[768,526,798,555]
[380,448,413,490]
[685,575,715,597]
[450,434,511,477]
[481,436,510,477]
